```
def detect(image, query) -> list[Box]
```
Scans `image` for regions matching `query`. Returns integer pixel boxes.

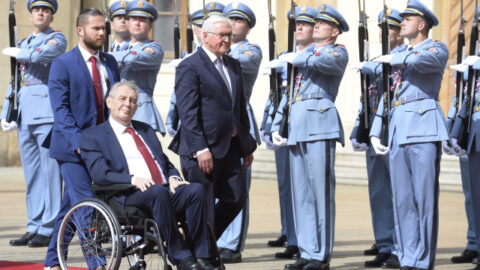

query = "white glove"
[370,136,389,155]
[168,58,184,68]
[463,55,480,66]
[2,47,21,58]
[262,67,272,76]
[451,138,467,156]
[373,54,393,64]
[166,124,177,137]
[265,59,281,69]
[261,130,279,150]
[442,140,454,155]
[271,131,287,147]
[1,119,17,132]
[350,62,365,71]
[449,64,469,73]
[351,138,368,152]
[278,52,298,64]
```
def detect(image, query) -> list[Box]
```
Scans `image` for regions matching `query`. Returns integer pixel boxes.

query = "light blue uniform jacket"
[370,39,449,145]
[1,28,67,124]
[110,38,165,134]
[271,43,349,146]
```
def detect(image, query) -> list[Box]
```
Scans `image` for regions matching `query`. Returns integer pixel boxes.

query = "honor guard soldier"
[216,2,262,263]
[109,0,131,52]
[350,9,405,268]
[369,1,449,269]
[1,0,66,248]
[271,4,349,270]
[165,3,225,137]
[444,72,477,264]
[110,0,166,135]
[261,5,317,260]
[451,8,480,268]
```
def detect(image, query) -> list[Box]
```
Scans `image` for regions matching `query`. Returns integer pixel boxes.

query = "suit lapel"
[104,121,130,174]
[224,56,238,105]
[74,46,94,90]
[198,48,232,100]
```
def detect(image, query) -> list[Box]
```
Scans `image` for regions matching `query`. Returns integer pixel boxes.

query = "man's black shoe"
[364,244,379,256]
[382,254,400,269]
[197,257,224,270]
[177,257,202,270]
[269,235,287,247]
[365,252,390,267]
[451,249,478,263]
[285,258,310,270]
[9,232,36,246]
[219,248,241,263]
[275,245,300,259]
[304,259,329,270]
[473,264,480,270]
[27,234,51,247]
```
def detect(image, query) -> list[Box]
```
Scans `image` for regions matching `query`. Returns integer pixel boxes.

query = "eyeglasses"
[207,31,233,40]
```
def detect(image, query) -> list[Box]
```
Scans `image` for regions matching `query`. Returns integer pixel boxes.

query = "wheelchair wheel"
[125,219,171,270]
[57,198,123,270]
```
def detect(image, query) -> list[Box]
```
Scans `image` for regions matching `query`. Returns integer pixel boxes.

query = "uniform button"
[44,94,48,97]
[418,109,423,113]
[320,108,324,112]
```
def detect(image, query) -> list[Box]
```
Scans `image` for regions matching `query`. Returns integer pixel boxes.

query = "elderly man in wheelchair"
[55,81,223,270]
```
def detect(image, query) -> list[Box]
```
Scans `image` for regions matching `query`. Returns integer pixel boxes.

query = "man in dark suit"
[172,15,257,239]
[43,8,120,270]
[80,81,211,270]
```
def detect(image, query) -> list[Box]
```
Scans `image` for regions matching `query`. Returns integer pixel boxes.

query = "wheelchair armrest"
[92,183,136,193]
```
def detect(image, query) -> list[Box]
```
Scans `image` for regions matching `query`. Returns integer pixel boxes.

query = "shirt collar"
[203,46,222,63]
[78,43,100,62]
[109,117,133,136]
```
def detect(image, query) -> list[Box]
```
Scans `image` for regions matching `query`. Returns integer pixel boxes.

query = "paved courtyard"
[0,167,475,269]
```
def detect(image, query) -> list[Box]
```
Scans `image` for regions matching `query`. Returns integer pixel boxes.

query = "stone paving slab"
[0,167,474,269]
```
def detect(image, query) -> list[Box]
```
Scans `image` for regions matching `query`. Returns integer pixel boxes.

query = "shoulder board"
[335,44,345,48]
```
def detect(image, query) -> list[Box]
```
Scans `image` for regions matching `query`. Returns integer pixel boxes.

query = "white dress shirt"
[78,44,109,97]
[203,46,232,91]
[109,117,170,185]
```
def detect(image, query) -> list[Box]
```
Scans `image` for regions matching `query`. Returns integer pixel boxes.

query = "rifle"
[102,0,111,52]
[454,0,466,116]
[6,0,19,123]
[379,2,391,146]
[356,0,371,144]
[203,0,207,20]
[279,0,296,138]
[458,0,479,149]
[173,0,181,58]
[267,0,279,122]
[186,0,194,53]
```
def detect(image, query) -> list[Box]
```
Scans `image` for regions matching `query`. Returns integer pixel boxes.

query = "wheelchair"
[56,184,223,270]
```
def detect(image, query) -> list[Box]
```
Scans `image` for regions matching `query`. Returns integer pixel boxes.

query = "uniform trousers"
[289,139,336,262]
[18,123,61,237]
[459,156,477,251]
[389,136,441,269]
[467,149,480,253]
[365,146,395,254]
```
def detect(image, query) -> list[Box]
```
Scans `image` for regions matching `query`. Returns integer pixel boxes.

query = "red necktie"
[125,127,164,185]
[90,56,104,124]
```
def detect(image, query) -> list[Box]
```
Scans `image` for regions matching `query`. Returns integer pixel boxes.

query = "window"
[152,0,187,59]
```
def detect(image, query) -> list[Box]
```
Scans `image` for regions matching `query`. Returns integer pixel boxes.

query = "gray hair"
[201,16,233,42]
[109,81,139,98]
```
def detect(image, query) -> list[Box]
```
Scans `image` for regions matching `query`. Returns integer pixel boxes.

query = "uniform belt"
[392,93,433,107]
[23,79,47,86]
[293,92,332,103]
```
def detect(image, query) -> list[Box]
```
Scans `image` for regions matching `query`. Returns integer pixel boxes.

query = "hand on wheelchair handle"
[133,177,155,192]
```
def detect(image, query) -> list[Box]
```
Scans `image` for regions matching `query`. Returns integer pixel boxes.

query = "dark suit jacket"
[46,46,120,162]
[171,47,256,158]
[79,120,180,186]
